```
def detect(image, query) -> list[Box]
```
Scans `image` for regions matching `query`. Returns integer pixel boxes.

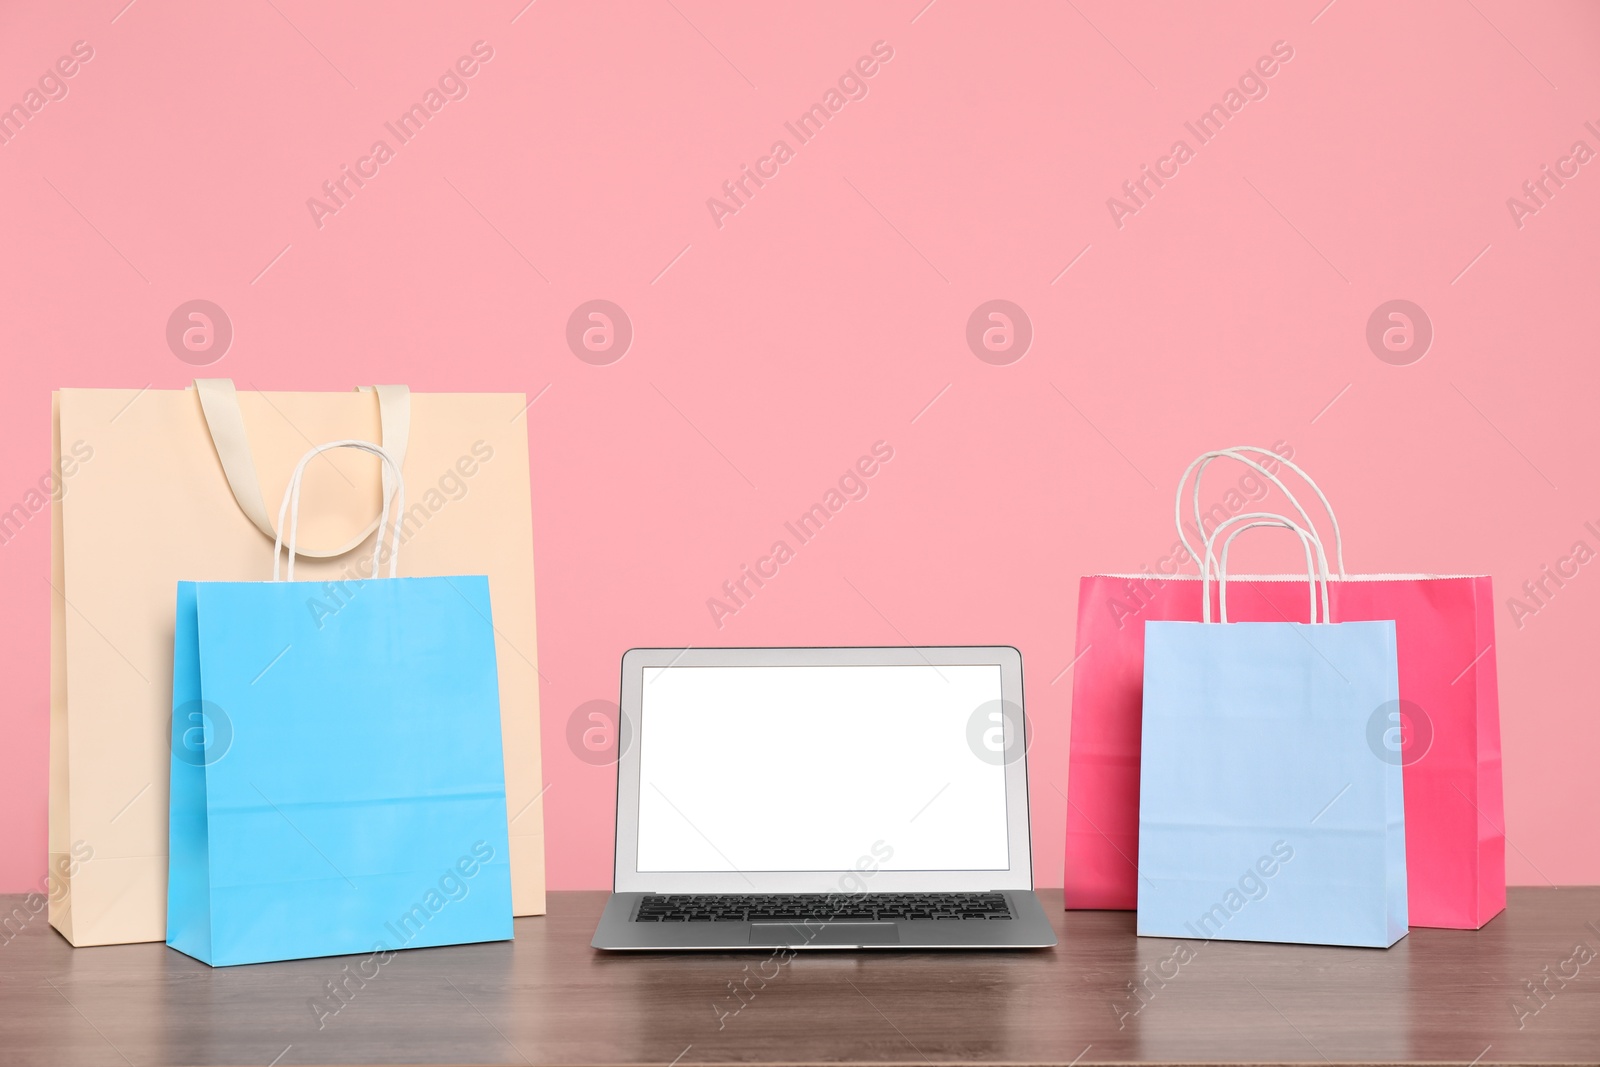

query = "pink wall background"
[2,0,1597,893]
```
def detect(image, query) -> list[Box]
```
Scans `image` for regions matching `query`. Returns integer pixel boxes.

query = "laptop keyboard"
[633,892,1013,923]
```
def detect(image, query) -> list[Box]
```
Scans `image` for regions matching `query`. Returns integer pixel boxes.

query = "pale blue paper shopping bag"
[1136,515,1407,948]
[168,440,513,966]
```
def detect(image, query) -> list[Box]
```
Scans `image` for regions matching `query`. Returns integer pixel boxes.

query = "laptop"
[592,646,1057,950]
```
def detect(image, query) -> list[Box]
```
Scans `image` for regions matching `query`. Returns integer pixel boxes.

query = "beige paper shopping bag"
[50,380,545,946]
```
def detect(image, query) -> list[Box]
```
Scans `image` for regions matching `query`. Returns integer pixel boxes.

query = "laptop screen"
[635,664,1011,873]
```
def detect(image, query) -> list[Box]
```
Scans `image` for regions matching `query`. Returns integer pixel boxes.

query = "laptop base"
[591,890,1058,950]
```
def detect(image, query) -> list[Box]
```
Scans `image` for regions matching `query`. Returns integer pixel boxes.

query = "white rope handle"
[1202,513,1330,624]
[1175,447,1348,580]
[272,441,406,582]
[1218,522,1327,624]
[195,379,412,558]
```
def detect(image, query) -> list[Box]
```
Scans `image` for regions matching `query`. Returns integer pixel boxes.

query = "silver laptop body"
[593,646,1057,951]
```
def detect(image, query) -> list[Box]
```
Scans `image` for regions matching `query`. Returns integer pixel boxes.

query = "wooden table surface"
[2,888,1597,1066]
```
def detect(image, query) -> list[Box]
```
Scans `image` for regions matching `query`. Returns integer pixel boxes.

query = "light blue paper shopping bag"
[1137,515,1407,948]
[168,440,513,966]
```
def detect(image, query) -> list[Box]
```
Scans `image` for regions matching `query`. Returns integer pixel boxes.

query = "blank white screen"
[636,664,1010,873]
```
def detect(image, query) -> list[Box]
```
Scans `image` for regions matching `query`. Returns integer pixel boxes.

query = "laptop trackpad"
[748,922,900,947]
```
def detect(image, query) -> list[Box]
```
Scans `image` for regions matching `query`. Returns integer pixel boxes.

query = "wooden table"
[3,888,1597,1066]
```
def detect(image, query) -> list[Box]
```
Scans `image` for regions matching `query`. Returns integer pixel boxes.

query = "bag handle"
[195,379,411,558]
[1176,447,1348,580]
[1202,512,1330,624]
[274,441,405,582]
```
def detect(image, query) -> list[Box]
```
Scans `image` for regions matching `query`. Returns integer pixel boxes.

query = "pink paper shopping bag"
[1063,447,1506,929]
